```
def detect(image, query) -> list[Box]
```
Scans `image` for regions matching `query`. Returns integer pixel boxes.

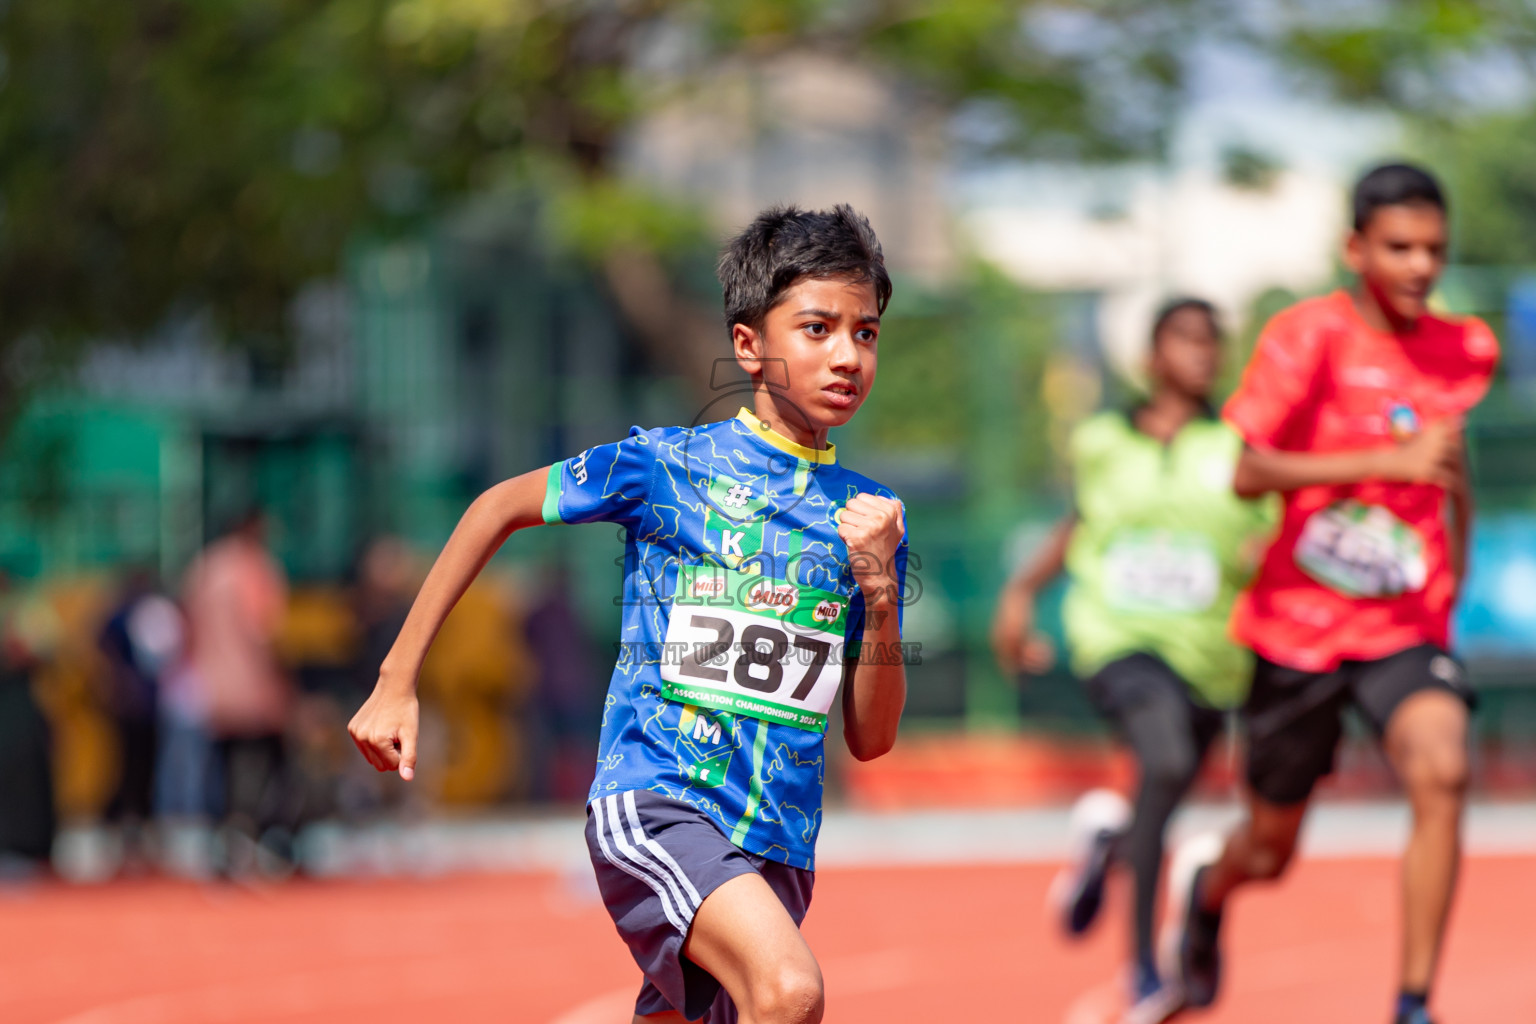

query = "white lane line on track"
[1060,978,1122,1024]
[50,950,511,1024]
[544,948,918,1024]
[546,987,638,1024]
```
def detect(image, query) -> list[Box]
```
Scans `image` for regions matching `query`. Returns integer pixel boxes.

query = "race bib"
[660,563,849,732]
[1294,500,1426,598]
[1102,530,1220,613]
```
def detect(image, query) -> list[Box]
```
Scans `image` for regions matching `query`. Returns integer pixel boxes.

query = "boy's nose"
[827,333,861,369]
[1408,246,1439,277]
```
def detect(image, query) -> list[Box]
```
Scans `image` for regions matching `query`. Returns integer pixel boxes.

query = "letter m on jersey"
[691,715,723,745]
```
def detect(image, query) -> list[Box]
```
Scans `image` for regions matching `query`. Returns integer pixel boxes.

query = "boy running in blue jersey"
[349,204,908,1024]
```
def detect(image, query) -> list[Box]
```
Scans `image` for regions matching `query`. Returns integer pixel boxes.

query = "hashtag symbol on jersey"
[721,483,753,508]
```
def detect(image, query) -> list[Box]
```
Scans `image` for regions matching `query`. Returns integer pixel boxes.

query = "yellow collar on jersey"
[735,407,837,465]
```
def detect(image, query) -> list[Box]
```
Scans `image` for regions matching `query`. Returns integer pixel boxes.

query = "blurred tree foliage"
[0,0,1213,381]
[1268,0,1532,116]
[1255,0,1536,264]
[6,0,1535,385]
[1416,112,1536,266]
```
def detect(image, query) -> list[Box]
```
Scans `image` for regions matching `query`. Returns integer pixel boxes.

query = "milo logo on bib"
[1294,499,1426,598]
[812,599,843,624]
[691,573,728,599]
[744,581,799,616]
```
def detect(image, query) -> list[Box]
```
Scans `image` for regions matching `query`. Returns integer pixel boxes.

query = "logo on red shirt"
[1387,401,1419,441]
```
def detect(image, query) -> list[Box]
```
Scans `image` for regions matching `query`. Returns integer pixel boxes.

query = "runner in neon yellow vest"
[992,298,1275,1023]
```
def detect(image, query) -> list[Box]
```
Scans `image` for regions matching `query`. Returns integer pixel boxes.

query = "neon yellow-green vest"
[1063,410,1277,708]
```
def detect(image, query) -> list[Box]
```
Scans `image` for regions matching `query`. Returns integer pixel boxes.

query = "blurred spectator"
[329,537,419,818]
[355,537,416,708]
[156,659,215,824]
[523,564,600,803]
[277,580,365,826]
[418,573,530,806]
[97,567,183,866]
[181,510,295,874]
[0,574,62,875]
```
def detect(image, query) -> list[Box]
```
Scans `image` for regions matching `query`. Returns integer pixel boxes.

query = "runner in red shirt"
[1164,164,1498,1024]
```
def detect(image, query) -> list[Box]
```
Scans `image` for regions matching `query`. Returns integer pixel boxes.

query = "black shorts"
[1243,643,1474,806]
[1087,654,1228,764]
[585,789,814,1022]
[1087,657,1228,736]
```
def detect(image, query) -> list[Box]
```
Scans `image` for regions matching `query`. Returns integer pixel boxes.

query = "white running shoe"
[1049,788,1132,937]
[1160,831,1227,1009]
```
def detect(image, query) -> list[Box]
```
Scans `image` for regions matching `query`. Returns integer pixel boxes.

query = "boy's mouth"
[822,381,859,407]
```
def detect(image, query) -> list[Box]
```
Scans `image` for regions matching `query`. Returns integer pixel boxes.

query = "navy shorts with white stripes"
[585,789,815,1022]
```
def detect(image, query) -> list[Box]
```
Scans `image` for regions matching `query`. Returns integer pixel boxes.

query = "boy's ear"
[1343,228,1366,275]
[733,322,764,375]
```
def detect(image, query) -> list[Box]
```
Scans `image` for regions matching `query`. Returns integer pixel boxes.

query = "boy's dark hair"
[717,204,892,334]
[1352,163,1446,231]
[1151,297,1219,350]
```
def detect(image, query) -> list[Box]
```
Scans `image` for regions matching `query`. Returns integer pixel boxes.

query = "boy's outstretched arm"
[837,493,907,762]
[349,467,552,780]
[990,514,1073,675]
[1232,418,1461,498]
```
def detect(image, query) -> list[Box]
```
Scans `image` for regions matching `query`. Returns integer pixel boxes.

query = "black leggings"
[1085,653,1226,969]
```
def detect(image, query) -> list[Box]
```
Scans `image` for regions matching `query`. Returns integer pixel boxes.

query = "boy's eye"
[803,322,828,336]
[856,328,877,343]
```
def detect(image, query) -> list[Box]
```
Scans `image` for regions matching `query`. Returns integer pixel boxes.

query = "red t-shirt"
[1223,290,1499,672]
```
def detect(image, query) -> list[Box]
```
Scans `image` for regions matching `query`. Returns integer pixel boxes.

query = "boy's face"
[733,275,880,433]
[1346,202,1448,324]
[1150,307,1221,401]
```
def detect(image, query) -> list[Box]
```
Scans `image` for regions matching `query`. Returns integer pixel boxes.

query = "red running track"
[2,856,1531,1023]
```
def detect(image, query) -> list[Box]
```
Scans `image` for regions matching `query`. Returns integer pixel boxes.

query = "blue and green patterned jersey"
[544,408,906,870]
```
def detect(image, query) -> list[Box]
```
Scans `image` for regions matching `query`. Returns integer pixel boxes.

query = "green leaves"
[11,0,1524,379]
[1416,110,1536,265]
[1272,0,1524,113]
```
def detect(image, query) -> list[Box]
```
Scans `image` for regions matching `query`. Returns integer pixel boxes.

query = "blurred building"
[623,54,957,284]
[952,92,1403,381]
[0,218,647,585]
[958,161,1344,380]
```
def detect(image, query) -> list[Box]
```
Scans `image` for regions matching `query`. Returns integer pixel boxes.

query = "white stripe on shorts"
[604,794,698,920]
[591,795,689,933]
[623,789,704,907]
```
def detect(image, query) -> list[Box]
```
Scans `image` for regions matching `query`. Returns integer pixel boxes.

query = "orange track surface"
[3,855,1532,1023]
